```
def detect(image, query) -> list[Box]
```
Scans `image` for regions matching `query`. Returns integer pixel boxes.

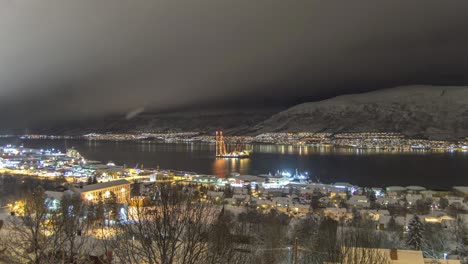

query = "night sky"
[2,1,468,128]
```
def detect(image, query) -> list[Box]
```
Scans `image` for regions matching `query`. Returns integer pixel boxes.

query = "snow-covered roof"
[387,186,407,192]
[79,179,130,193]
[453,186,468,195]
[406,186,426,191]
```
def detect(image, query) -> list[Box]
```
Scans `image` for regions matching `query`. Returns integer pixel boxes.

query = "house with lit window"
[323,207,351,221]
[347,195,370,208]
[79,179,131,204]
[290,204,310,215]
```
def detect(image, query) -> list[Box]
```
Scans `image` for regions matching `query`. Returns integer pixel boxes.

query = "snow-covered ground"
[253,85,468,140]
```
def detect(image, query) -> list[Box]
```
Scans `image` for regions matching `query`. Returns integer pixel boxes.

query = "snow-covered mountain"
[12,86,468,140]
[251,86,468,140]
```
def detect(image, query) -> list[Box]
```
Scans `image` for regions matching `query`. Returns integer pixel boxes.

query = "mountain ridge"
[250,85,468,140]
[7,85,468,140]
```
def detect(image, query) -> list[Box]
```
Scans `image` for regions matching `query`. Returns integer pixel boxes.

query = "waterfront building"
[190,175,220,185]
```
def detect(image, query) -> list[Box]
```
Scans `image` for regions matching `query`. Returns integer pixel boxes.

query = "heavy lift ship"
[215,130,250,158]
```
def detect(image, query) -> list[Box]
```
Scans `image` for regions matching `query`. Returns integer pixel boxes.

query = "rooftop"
[453,186,468,195]
[406,186,426,191]
[387,186,407,192]
[79,179,130,193]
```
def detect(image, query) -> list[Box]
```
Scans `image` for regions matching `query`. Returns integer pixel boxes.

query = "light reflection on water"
[83,140,465,156]
[1,139,467,188]
[251,143,464,156]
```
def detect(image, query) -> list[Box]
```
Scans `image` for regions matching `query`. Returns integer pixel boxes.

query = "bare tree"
[205,209,254,264]
[381,217,405,249]
[1,187,60,263]
[296,217,390,264]
[452,216,468,263]
[290,215,324,263]
[110,183,220,264]
[336,222,391,264]
[1,187,65,263]
[422,223,452,259]
[250,209,291,264]
[58,193,95,263]
[0,187,95,264]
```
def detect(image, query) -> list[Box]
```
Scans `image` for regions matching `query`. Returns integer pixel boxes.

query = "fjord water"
[2,139,467,189]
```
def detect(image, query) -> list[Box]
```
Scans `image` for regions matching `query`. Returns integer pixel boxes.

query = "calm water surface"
[1,139,467,189]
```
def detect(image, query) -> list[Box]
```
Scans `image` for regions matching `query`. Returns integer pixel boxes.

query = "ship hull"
[216,153,250,159]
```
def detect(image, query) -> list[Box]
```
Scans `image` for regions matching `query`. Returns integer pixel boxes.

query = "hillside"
[250,85,468,140]
[26,108,280,136]
[13,86,468,140]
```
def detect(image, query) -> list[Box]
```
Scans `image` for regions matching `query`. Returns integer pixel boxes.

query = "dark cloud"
[1,1,468,128]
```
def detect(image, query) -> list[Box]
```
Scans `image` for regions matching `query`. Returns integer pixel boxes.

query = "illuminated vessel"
[216,150,250,158]
[215,130,250,158]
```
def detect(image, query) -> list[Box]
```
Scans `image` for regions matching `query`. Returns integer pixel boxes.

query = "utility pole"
[294,237,298,264]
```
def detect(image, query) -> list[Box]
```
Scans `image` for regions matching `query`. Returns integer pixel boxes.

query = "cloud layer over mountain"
[2,1,468,128]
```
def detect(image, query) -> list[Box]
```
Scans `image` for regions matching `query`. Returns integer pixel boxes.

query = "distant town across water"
[0,138,466,189]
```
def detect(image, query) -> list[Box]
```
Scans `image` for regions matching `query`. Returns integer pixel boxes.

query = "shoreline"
[1,133,468,153]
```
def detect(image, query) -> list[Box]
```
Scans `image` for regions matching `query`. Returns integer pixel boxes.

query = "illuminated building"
[80,179,131,204]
